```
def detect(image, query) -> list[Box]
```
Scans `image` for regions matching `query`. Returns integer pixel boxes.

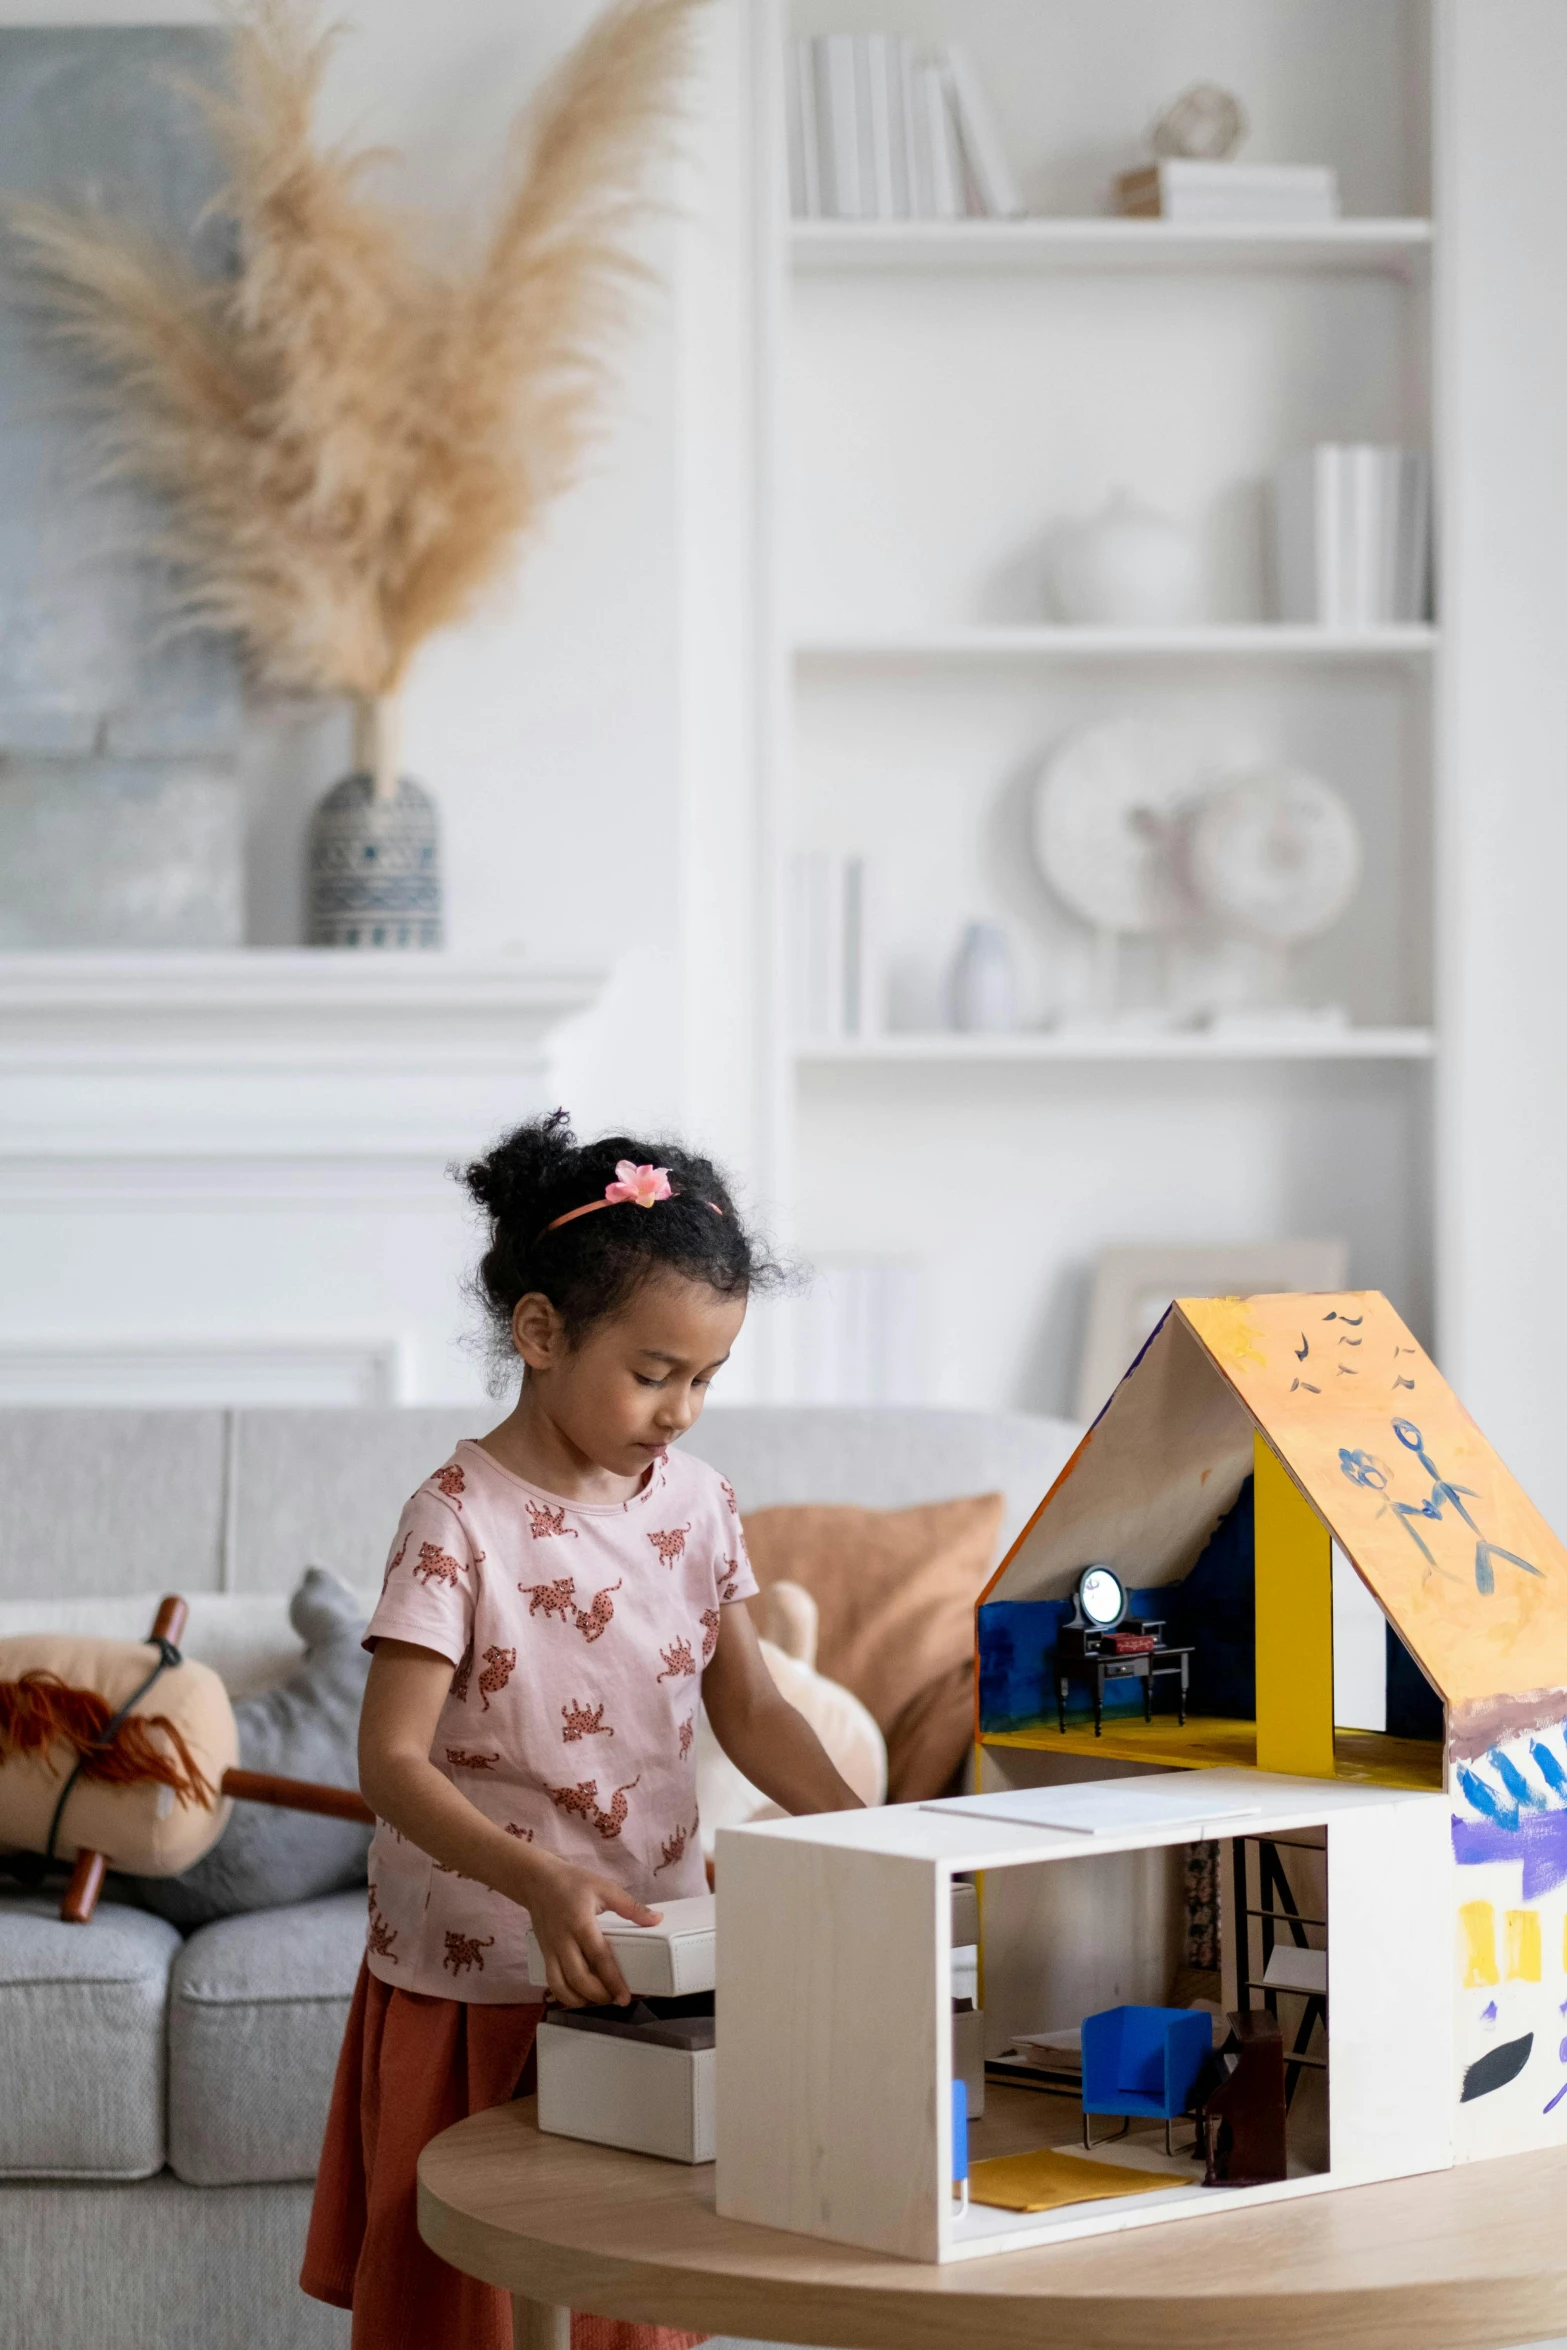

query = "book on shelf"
[1272,445,1432,627]
[788,851,876,1040]
[914,51,963,221]
[788,33,1022,221]
[812,35,864,220]
[943,42,1023,218]
[1115,159,1340,223]
[786,38,821,219]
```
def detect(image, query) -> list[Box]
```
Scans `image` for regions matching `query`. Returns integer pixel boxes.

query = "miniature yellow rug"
[969,2148,1182,2213]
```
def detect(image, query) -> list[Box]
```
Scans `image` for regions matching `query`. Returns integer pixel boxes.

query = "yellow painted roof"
[1179,1291,1567,1708]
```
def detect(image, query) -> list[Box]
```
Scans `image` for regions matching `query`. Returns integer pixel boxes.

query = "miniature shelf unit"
[715,1770,1451,2263]
[767,0,1440,1411]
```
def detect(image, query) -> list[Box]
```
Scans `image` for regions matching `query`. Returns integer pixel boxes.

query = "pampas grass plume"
[3,0,703,783]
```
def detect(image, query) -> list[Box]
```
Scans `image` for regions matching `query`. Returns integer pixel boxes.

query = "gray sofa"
[0,1404,1076,2350]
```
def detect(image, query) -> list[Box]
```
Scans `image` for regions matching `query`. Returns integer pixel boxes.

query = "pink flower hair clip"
[604,1161,673,1208]
[540,1162,722,1242]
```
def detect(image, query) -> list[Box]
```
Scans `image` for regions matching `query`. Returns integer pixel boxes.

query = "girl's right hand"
[524,1855,662,2008]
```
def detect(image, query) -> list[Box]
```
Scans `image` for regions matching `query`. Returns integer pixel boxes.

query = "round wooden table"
[419,2094,1567,2350]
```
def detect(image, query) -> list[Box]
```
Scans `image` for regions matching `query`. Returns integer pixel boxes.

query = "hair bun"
[457,1109,783,1382]
[461,1107,578,1226]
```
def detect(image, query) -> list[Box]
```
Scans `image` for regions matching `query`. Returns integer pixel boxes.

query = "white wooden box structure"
[716,1769,1450,2263]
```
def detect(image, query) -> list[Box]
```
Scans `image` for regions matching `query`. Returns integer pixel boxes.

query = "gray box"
[0,763,243,946]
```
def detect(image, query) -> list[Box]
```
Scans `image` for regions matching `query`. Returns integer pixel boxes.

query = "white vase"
[948,922,1018,1032]
[1049,492,1202,627]
[306,695,445,950]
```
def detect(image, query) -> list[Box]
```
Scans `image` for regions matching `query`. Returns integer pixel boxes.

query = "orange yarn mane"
[0,1672,216,1809]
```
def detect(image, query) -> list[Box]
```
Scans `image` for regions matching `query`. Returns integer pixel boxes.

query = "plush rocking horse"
[0,1593,373,1923]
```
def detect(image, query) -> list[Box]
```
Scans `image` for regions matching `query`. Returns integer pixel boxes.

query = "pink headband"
[541,1161,723,1242]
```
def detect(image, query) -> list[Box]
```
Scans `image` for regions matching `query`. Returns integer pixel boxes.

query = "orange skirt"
[302,1961,706,2350]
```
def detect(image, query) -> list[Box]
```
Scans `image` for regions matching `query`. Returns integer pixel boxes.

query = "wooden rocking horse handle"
[221,1768,374,1826]
[60,1592,192,1926]
[150,1593,189,1648]
[60,1850,107,1924]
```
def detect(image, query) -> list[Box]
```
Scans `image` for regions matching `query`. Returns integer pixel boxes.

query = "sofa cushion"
[219,1405,1079,1591]
[0,1891,179,2177]
[0,1410,229,1600]
[167,1889,366,2185]
[742,1494,1005,1802]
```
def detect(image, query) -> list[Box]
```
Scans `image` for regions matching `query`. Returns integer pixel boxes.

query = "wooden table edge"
[417,2101,1567,2350]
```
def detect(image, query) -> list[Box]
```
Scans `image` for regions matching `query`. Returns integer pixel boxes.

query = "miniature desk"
[417,2091,1567,2350]
[1054,1640,1194,1735]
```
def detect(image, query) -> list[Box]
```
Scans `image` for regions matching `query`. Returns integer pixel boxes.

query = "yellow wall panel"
[1505,1908,1542,1981]
[1460,1901,1498,1987]
[1254,1429,1336,1777]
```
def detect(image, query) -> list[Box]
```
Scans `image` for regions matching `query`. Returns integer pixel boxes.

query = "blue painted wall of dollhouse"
[977,1471,1442,1737]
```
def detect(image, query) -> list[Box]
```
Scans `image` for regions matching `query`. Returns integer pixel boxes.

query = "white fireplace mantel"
[0,952,608,1405]
[0,951,607,1159]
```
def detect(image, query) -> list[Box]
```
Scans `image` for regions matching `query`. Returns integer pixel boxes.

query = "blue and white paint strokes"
[1454,1732,1567,1899]
[1451,1717,1567,2155]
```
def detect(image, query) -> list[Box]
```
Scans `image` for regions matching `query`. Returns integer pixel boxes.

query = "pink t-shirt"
[361,1437,757,2002]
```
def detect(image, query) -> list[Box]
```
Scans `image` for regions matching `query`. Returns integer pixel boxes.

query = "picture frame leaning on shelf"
[1074,1240,1350,1424]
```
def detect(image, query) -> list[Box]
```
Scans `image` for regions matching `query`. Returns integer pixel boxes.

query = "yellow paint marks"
[1254,1431,1336,1777]
[1460,1900,1498,1987]
[1186,1296,1268,1369]
[1505,1908,1542,1982]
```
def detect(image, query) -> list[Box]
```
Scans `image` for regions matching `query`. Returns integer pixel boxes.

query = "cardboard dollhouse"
[714,1292,1567,2262]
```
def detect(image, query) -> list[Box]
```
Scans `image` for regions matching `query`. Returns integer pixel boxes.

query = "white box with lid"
[526,1892,716,1998]
[537,2004,716,2164]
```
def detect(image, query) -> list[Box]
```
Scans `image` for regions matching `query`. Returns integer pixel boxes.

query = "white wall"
[1438,1,1567,1529]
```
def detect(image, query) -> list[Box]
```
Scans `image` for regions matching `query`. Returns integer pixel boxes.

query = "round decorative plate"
[1187,769,1361,944]
[1032,718,1211,934]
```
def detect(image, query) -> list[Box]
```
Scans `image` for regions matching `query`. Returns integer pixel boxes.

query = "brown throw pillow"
[742,1495,1004,1803]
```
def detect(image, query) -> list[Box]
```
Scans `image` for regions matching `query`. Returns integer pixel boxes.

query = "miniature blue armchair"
[1081,2004,1212,2155]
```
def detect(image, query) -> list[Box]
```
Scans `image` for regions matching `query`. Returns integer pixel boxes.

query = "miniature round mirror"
[1076,1565,1126,1630]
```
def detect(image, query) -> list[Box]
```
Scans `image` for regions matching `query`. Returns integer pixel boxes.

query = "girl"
[302,1112,863,2350]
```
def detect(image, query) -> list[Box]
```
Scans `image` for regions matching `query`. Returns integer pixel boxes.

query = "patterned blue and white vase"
[306,700,443,949]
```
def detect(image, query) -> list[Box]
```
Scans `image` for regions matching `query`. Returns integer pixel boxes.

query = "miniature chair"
[1080,2003,1212,2155]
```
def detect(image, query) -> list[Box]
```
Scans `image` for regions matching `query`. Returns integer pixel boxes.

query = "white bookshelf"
[796,624,1438,667]
[792,216,1434,279]
[795,1028,1437,1068]
[763,0,1440,1414]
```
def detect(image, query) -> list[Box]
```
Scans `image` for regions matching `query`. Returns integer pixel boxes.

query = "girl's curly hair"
[461,1109,783,1369]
